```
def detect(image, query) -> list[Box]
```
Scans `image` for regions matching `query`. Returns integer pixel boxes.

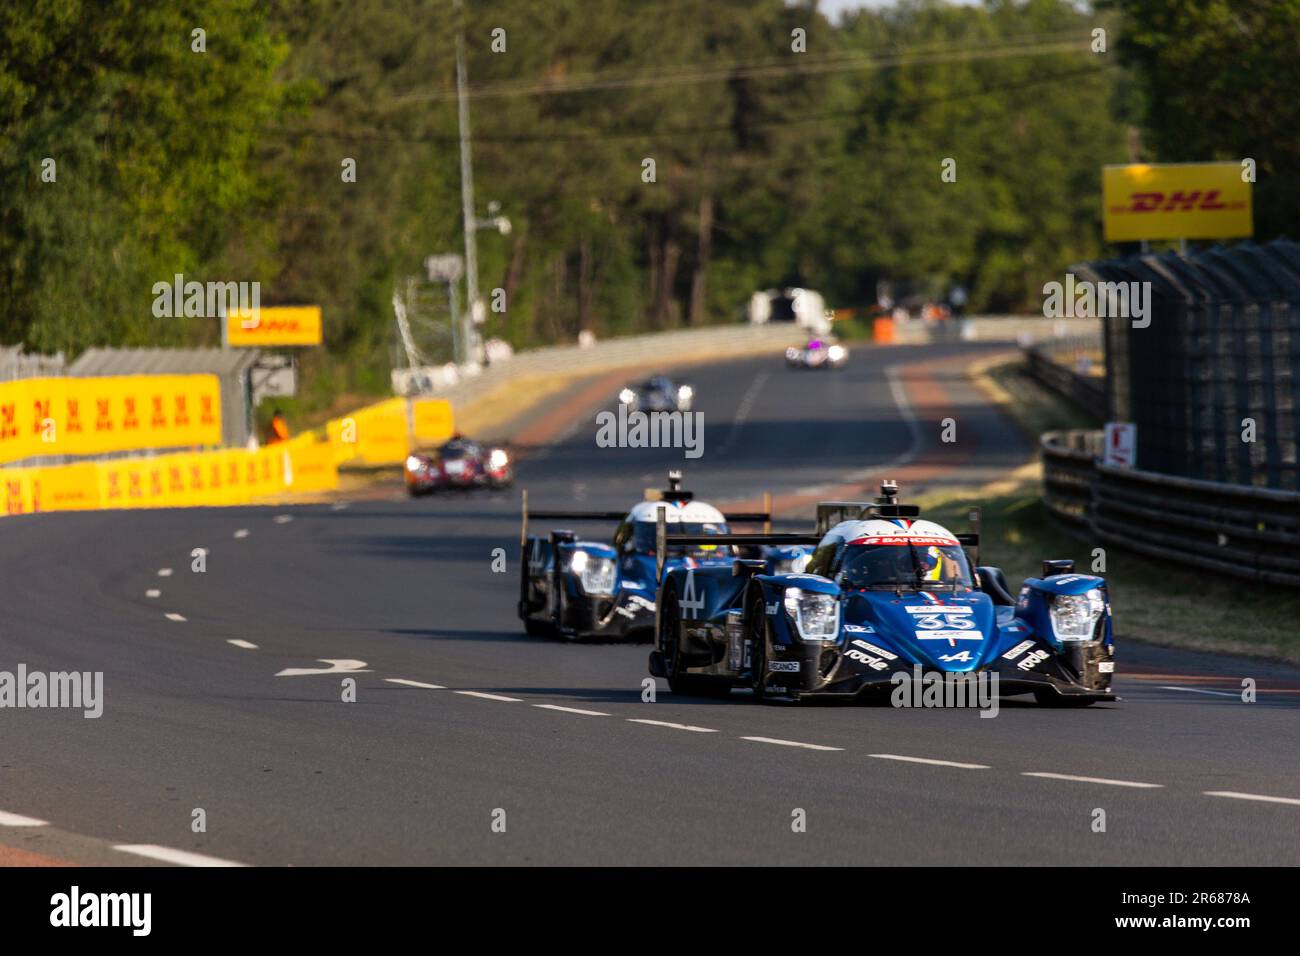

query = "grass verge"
[930,358,1300,664]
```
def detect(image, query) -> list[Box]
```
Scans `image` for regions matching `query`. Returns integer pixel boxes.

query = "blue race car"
[648,480,1116,706]
[518,472,770,642]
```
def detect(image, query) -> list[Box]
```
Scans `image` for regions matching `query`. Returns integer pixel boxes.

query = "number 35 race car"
[518,472,769,641]
[648,481,1116,706]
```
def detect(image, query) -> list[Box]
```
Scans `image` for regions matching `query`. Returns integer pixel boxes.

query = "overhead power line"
[391,30,1099,104]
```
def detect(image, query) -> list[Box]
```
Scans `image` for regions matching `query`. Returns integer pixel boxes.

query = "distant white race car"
[785,338,847,369]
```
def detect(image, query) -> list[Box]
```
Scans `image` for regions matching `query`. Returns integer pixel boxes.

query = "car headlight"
[677,385,693,400]
[1050,588,1106,641]
[827,345,845,360]
[619,388,636,405]
[405,455,425,472]
[783,587,839,641]
[488,448,509,469]
[570,550,616,595]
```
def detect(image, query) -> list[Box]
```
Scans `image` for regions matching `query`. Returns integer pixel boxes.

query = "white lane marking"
[534,704,610,717]
[165,613,187,622]
[741,736,843,752]
[157,568,173,577]
[275,659,370,677]
[717,372,769,456]
[385,678,446,690]
[0,810,49,827]
[626,718,717,733]
[273,514,293,524]
[454,690,522,702]
[1204,790,1300,807]
[330,502,349,511]
[1022,772,1163,789]
[1157,685,1240,698]
[869,753,990,769]
[234,529,250,539]
[226,639,258,650]
[145,589,161,599]
[114,844,248,867]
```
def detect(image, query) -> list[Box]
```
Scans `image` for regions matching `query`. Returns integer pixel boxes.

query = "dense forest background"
[1,0,1296,399]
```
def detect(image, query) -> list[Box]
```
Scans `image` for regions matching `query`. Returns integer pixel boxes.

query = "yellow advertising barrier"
[0,374,223,465]
[326,397,454,466]
[226,305,323,347]
[0,436,338,518]
[1103,162,1252,242]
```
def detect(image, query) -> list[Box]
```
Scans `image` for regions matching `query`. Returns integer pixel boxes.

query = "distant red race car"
[404,437,514,496]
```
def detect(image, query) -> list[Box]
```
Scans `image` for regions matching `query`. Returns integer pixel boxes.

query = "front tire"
[661,585,728,698]
[746,589,769,701]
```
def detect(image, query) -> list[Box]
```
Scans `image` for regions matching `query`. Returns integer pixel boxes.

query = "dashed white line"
[1204,790,1300,807]
[626,718,718,733]
[0,810,49,827]
[233,529,250,539]
[869,753,990,769]
[741,736,843,752]
[145,589,161,599]
[454,690,522,702]
[386,678,446,690]
[157,568,173,577]
[1157,685,1240,698]
[226,640,258,650]
[164,613,187,622]
[114,844,248,867]
[1022,772,1163,789]
[330,502,349,511]
[273,514,293,524]
[534,704,610,717]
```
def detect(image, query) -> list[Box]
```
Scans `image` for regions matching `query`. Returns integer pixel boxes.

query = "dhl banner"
[0,434,337,517]
[1103,162,1252,242]
[0,374,222,465]
[327,397,454,466]
[226,305,323,347]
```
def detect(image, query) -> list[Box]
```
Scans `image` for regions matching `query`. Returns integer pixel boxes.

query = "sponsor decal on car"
[850,535,959,546]
[769,660,800,673]
[844,648,890,671]
[843,623,876,634]
[1098,661,1115,673]
[850,638,897,660]
[765,602,780,615]
[1001,639,1035,660]
[1017,649,1052,671]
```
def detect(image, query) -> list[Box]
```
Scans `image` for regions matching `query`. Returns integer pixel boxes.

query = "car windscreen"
[632,521,734,558]
[439,443,479,460]
[838,541,972,591]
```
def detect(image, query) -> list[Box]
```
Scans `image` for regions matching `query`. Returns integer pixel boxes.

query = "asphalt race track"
[2,343,1298,866]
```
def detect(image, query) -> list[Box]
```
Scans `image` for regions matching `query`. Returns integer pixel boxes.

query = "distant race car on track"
[618,375,694,412]
[785,337,847,369]
[404,435,513,495]
[649,480,1116,706]
[518,471,769,641]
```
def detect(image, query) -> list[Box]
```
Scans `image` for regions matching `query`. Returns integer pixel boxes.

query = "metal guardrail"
[1023,338,1106,421]
[1042,430,1300,587]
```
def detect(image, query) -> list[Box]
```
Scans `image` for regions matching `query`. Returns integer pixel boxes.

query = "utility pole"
[454,0,480,366]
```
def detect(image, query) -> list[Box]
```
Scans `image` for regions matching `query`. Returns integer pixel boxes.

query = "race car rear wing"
[520,488,771,547]
[654,508,820,579]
